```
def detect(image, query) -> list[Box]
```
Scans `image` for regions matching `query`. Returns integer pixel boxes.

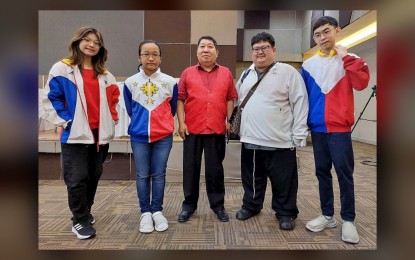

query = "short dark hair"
[138,40,162,57]
[197,36,218,48]
[313,16,339,32]
[251,32,275,47]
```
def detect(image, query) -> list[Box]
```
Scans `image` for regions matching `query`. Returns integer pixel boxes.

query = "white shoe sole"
[155,224,168,232]
[342,235,360,244]
[306,221,337,232]
[139,226,154,233]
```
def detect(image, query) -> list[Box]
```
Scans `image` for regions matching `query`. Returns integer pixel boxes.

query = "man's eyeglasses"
[313,28,333,39]
[252,45,271,53]
[140,53,161,58]
[82,37,102,47]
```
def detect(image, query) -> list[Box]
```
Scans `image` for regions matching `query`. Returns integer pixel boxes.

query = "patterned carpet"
[38,141,376,250]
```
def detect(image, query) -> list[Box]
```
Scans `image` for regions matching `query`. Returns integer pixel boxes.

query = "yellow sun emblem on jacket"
[140,81,159,97]
[140,81,159,104]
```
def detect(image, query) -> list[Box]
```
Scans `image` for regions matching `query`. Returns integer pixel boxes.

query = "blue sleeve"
[48,76,72,122]
[169,83,178,116]
[123,83,133,117]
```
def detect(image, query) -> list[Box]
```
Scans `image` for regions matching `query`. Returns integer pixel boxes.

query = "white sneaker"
[342,221,360,244]
[152,211,168,232]
[306,215,337,232]
[139,212,154,233]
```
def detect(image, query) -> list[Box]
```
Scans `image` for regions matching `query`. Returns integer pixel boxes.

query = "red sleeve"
[106,84,120,121]
[343,55,370,91]
[178,69,187,100]
[226,70,238,100]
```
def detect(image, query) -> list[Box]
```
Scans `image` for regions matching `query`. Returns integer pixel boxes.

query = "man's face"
[251,40,276,69]
[197,39,218,64]
[313,23,340,52]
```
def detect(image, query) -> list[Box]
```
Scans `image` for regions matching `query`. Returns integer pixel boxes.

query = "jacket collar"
[317,49,337,57]
[138,65,161,79]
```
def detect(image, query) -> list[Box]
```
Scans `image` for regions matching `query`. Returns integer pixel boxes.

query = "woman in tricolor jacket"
[42,26,120,240]
[123,40,178,234]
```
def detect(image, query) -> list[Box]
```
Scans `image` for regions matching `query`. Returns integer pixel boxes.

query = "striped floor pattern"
[39,141,376,250]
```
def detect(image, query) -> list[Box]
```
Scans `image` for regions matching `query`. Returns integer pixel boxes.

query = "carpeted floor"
[38,141,376,250]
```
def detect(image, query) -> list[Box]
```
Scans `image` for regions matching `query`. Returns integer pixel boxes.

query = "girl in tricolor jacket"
[123,40,178,234]
[42,26,119,240]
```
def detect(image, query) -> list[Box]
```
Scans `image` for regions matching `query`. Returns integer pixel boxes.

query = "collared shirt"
[178,63,237,134]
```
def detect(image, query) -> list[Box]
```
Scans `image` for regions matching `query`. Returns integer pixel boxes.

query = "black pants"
[61,130,109,223]
[240,144,299,218]
[181,134,226,212]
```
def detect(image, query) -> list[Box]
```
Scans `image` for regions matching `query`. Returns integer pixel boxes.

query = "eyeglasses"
[140,53,161,58]
[252,45,271,53]
[82,37,102,47]
[313,28,333,39]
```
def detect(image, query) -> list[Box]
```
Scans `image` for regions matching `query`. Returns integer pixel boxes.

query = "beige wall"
[191,11,238,45]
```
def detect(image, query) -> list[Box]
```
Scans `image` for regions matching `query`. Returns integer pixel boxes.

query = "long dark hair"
[66,26,108,76]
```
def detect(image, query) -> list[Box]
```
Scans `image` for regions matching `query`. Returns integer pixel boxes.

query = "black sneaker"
[72,220,96,240]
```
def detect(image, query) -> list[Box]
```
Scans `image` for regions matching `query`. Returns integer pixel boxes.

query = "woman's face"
[139,42,162,76]
[79,33,101,57]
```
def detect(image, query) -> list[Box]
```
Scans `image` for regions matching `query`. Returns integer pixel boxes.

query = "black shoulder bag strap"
[238,62,275,111]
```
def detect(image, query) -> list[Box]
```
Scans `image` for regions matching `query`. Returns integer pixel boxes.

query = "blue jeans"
[311,132,355,221]
[131,135,173,213]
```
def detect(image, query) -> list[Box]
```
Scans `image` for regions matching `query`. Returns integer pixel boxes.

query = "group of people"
[42,16,370,245]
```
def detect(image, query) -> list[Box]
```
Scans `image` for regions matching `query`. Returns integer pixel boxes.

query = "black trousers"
[61,130,109,223]
[240,144,299,218]
[181,134,226,212]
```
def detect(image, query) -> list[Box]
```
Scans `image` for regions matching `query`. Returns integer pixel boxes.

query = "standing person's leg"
[86,129,108,213]
[203,134,228,221]
[86,142,109,223]
[61,143,96,239]
[267,148,299,230]
[131,140,154,233]
[150,135,173,213]
[329,133,355,221]
[203,134,226,210]
[329,132,359,243]
[306,132,337,233]
[131,141,152,213]
[150,135,173,231]
[311,132,335,217]
[179,134,203,222]
[235,145,263,220]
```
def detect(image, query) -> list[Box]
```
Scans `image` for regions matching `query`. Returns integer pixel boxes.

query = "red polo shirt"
[178,63,237,134]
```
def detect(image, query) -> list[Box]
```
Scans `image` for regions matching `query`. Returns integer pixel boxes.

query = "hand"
[63,120,72,130]
[226,122,231,131]
[334,45,348,58]
[178,123,189,140]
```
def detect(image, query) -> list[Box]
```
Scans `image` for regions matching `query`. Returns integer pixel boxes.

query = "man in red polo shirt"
[177,35,238,223]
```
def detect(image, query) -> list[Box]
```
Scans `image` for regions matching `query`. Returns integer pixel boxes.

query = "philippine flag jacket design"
[301,50,370,133]
[123,67,178,143]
